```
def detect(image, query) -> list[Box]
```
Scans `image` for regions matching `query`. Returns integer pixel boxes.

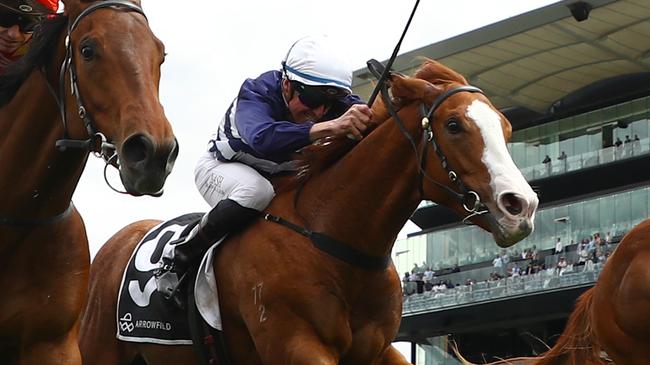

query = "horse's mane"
[0,15,68,107]
[280,58,465,192]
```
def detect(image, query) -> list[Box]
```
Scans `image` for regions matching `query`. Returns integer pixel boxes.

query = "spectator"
[408,271,419,282]
[556,256,568,275]
[624,135,632,157]
[492,254,504,277]
[558,151,567,172]
[633,134,641,153]
[615,137,623,158]
[423,267,435,286]
[542,154,552,175]
[615,137,623,148]
[500,249,510,266]
[577,246,589,265]
[585,254,595,272]
[531,245,539,261]
[605,231,612,251]
[586,236,596,255]
[511,264,521,277]
[554,237,564,254]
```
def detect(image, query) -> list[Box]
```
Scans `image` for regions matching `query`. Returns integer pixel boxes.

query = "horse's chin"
[486,213,534,248]
[119,169,168,197]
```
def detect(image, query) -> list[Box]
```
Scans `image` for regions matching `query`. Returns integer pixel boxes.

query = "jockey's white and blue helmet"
[281,35,353,94]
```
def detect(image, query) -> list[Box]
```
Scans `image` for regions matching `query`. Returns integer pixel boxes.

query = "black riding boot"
[155,199,260,301]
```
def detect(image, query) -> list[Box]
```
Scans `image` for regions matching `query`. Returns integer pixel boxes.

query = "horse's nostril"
[122,134,153,164]
[500,193,524,215]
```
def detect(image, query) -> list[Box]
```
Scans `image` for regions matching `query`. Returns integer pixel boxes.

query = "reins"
[266,0,493,269]
[265,0,424,270]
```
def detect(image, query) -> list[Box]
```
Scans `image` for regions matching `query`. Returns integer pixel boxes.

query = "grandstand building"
[352,0,650,363]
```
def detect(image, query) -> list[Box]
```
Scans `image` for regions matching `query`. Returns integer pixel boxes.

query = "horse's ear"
[388,73,443,103]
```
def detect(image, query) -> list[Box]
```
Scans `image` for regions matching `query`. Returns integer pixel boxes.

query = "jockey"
[0,0,58,74]
[156,35,373,299]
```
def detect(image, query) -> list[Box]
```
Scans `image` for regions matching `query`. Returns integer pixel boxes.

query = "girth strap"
[263,214,391,271]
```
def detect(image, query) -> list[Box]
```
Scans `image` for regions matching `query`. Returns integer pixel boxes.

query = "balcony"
[402,260,603,316]
[520,138,649,181]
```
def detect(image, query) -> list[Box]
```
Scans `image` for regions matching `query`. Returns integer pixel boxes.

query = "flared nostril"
[500,193,524,216]
[122,134,153,164]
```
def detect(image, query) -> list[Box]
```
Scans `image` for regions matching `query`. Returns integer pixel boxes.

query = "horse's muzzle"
[118,134,179,196]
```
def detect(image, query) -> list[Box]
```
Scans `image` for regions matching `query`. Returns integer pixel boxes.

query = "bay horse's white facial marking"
[465,100,538,237]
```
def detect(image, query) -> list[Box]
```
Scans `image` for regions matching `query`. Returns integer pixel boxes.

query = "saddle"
[116,213,231,364]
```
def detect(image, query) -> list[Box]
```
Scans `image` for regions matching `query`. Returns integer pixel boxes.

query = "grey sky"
[73,0,558,258]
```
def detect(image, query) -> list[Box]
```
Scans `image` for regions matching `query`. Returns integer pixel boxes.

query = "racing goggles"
[291,81,348,109]
[0,9,39,33]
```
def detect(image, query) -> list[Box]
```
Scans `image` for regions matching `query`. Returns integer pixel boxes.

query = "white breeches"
[194,152,275,211]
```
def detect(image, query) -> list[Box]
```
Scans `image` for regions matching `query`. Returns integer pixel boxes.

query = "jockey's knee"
[233,176,275,211]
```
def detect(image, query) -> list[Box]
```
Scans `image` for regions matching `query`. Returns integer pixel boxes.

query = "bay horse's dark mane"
[0,15,68,107]
[282,59,466,191]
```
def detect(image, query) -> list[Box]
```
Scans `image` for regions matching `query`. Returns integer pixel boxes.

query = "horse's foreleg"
[377,345,412,365]
[260,332,339,365]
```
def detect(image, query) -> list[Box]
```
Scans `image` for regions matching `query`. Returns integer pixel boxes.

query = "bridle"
[1,0,146,227]
[53,0,147,194]
[367,59,490,224]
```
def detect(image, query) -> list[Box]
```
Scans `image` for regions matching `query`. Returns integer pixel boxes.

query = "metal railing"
[519,138,649,181]
[403,262,604,315]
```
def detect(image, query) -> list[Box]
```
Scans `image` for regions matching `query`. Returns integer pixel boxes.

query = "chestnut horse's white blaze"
[466,99,538,241]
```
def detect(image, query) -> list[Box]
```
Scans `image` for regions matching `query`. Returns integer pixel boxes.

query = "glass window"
[508,96,650,174]
[410,185,650,273]
[458,228,473,265]
[614,191,632,232]
[568,202,584,245]
[630,189,647,226]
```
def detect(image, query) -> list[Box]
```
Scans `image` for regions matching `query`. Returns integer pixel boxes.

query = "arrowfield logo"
[119,312,134,333]
[135,319,173,331]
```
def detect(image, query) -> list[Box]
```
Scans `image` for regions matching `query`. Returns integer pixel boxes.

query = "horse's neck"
[298,110,427,257]
[0,68,87,217]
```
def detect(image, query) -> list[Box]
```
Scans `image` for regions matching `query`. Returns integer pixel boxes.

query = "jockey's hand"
[309,104,373,142]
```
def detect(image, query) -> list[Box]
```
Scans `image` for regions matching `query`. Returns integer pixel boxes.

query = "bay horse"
[79,59,538,365]
[461,219,650,365]
[0,0,177,364]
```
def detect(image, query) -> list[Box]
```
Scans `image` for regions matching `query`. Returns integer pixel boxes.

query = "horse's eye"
[80,45,95,61]
[446,118,462,134]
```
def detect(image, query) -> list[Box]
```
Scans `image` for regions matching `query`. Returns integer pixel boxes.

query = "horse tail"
[451,289,606,365]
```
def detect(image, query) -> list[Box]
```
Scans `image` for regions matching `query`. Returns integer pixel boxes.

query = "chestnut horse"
[79,59,538,365]
[464,219,650,365]
[0,1,177,364]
